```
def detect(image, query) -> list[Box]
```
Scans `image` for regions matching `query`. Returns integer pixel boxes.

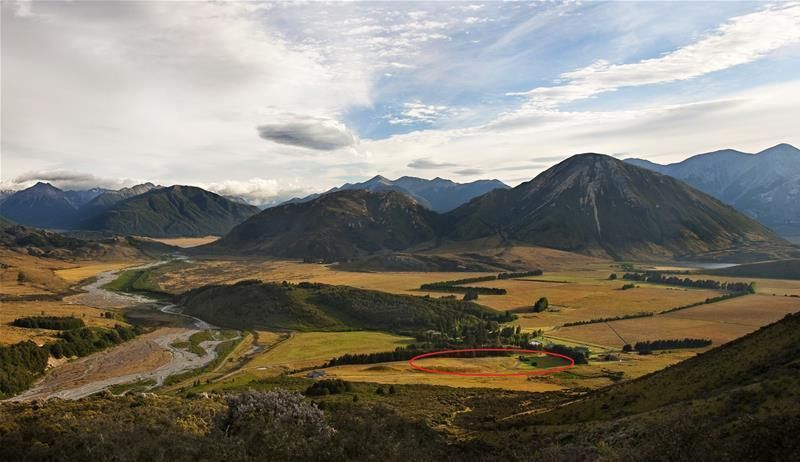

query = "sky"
[2,1,800,204]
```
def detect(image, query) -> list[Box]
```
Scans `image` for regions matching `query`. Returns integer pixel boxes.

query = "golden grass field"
[319,361,566,392]
[242,331,414,375]
[0,301,124,345]
[140,236,220,248]
[150,257,718,325]
[552,294,800,348]
[54,262,143,284]
[1,250,143,296]
[313,350,694,392]
[4,242,798,396]
[0,250,75,295]
[0,253,142,345]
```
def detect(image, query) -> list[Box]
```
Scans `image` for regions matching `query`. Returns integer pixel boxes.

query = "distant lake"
[679,262,740,270]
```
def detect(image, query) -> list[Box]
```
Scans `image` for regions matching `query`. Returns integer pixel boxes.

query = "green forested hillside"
[206,189,441,261]
[84,185,259,237]
[176,280,508,334]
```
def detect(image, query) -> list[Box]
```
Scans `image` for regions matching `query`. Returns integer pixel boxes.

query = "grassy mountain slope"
[446,154,793,261]
[467,311,800,460]
[76,183,160,224]
[0,225,162,260]
[176,280,507,334]
[206,190,442,261]
[84,185,259,237]
[529,311,800,424]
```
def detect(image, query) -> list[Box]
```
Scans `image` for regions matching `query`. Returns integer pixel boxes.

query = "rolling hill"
[281,175,508,213]
[83,185,260,237]
[446,153,793,261]
[627,143,800,243]
[176,280,508,333]
[207,189,442,261]
[0,225,167,260]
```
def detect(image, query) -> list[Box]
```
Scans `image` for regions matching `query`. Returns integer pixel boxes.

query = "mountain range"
[82,185,261,238]
[0,182,258,237]
[280,175,509,213]
[204,153,793,262]
[627,143,800,243]
[2,144,797,255]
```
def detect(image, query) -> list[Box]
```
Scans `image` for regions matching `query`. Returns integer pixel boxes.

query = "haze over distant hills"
[76,183,161,222]
[280,175,509,213]
[627,143,800,243]
[0,182,81,229]
[0,182,257,237]
[206,153,794,262]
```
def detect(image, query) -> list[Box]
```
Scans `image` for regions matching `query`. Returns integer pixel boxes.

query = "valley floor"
[3,246,800,402]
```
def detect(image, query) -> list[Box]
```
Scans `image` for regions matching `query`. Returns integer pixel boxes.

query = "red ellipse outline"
[408,348,575,377]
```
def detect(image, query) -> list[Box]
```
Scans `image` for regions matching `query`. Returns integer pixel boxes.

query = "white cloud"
[1,1,372,182]
[203,178,312,206]
[407,158,458,169]
[363,81,800,184]
[257,115,358,151]
[6,170,144,191]
[385,101,456,126]
[509,3,800,108]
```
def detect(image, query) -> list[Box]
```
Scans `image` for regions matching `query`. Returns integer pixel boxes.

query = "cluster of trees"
[1,325,141,398]
[419,270,544,295]
[420,283,507,295]
[323,346,426,368]
[622,273,756,293]
[498,270,543,279]
[324,327,546,368]
[624,338,712,353]
[561,311,654,327]
[0,340,50,398]
[179,281,513,336]
[305,379,352,396]
[532,297,549,313]
[659,292,749,314]
[48,325,140,359]
[544,344,589,364]
[313,284,513,335]
[462,289,480,301]
[12,316,85,330]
